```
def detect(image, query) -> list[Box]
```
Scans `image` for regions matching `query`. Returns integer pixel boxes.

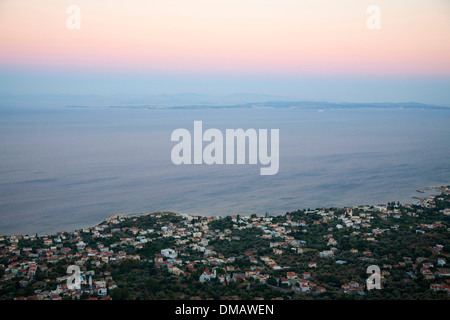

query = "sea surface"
[0,106,449,235]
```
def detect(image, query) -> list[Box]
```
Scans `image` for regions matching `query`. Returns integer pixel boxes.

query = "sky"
[0,0,449,104]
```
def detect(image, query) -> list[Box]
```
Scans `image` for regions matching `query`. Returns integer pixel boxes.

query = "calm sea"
[0,107,449,235]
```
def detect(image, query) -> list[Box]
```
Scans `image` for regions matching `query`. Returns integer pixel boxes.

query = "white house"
[96,287,107,296]
[199,269,216,283]
[161,249,177,259]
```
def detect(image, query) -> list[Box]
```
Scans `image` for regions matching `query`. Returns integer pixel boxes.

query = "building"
[161,249,177,259]
[199,269,216,283]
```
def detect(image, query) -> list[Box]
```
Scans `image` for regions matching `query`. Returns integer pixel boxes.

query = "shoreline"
[101,211,182,225]
[0,185,447,238]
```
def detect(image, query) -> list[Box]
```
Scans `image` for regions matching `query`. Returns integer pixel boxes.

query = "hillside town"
[0,186,449,300]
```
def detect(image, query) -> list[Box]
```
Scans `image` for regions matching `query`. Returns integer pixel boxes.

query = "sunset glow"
[1,0,449,75]
[1,1,449,103]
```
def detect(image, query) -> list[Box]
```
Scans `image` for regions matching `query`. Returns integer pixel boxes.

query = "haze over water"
[0,106,449,235]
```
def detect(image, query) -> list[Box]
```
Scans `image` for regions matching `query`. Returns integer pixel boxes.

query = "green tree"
[145,278,160,292]
[110,287,130,300]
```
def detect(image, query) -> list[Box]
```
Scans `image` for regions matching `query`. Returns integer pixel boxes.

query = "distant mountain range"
[0,93,448,110]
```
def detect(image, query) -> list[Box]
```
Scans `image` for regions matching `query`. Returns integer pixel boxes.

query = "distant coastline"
[65,101,450,111]
[1,93,449,110]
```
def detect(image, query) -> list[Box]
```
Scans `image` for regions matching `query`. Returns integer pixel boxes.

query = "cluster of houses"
[0,224,140,300]
[1,186,450,299]
[146,213,333,296]
[275,271,326,293]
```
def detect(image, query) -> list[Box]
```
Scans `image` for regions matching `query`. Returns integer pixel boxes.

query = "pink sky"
[1,0,449,76]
